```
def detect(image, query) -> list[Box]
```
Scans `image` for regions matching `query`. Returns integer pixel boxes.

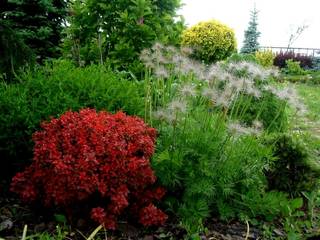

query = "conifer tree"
[241,6,260,54]
[0,0,68,81]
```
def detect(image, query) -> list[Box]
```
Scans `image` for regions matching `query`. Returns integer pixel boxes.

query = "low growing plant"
[11,109,167,229]
[284,59,307,75]
[264,133,320,197]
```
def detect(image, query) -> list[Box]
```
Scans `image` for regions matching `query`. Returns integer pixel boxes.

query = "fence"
[259,46,320,57]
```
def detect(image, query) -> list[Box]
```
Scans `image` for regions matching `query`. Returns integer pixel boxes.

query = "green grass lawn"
[296,83,320,122]
[293,83,320,146]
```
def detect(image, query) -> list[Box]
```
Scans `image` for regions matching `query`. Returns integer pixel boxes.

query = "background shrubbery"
[274,51,313,69]
[255,50,275,67]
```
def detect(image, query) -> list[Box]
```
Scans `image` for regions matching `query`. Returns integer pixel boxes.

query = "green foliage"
[181,20,237,63]
[225,53,257,64]
[284,59,307,75]
[153,110,273,234]
[239,190,306,236]
[264,133,320,197]
[231,91,288,133]
[0,0,68,81]
[241,6,260,54]
[21,225,68,240]
[0,60,144,178]
[142,45,309,236]
[282,72,320,85]
[296,84,320,122]
[63,0,184,75]
[255,50,275,67]
[0,20,35,82]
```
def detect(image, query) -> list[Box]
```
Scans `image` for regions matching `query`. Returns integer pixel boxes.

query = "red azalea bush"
[11,109,167,229]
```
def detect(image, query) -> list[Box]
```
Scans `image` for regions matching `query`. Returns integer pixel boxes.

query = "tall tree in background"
[63,0,184,75]
[240,5,260,54]
[0,0,68,81]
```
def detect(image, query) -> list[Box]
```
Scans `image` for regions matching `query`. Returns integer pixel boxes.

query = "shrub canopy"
[181,20,237,63]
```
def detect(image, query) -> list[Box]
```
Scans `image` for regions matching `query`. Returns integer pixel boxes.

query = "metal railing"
[259,46,320,57]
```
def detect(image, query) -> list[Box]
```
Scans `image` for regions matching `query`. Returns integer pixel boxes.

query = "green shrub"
[225,53,257,64]
[284,59,307,75]
[255,50,275,67]
[181,20,237,63]
[264,133,320,197]
[0,60,144,178]
[63,0,184,75]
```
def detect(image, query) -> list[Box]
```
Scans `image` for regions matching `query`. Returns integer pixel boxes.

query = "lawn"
[296,84,320,122]
[295,83,320,139]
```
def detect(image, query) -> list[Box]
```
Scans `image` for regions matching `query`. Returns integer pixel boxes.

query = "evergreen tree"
[240,6,260,54]
[0,0,68,81]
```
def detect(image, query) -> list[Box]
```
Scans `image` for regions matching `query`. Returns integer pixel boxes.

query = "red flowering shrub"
[11,109,167,229]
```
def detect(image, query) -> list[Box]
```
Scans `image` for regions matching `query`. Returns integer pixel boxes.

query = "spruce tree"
[240,6,261,54]
[0,0,68,81]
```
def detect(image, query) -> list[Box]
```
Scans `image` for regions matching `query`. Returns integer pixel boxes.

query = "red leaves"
[11,109,167,229]
[139,204,168,226]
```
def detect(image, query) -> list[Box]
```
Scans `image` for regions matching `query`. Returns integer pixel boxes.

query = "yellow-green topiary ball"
[181,20,237,63]
[255,50,275,67]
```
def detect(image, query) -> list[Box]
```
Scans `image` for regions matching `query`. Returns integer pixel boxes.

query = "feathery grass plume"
[266,67,280,78]
[227,121,250,135]
[155,66,169,78]
[139,49,155,69]
[180,46,194,56]
[216,88,235,108]
[263,85,308,115]
[168,99,187,113]
[227,79,243,92]
[139,49,152,62]
[206,64,226,82]
[152,42,164,52]
[201,87,218,100]
[153,109,177,124]
[228,121,261,136]
[153,109,168,121]
[246,87,262,98]
[227,61,269,80]
[172,53,186,66]
[179,84,197,97]
[252,120,263,130]
[166,46,178,54]
[220,71,236,82]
